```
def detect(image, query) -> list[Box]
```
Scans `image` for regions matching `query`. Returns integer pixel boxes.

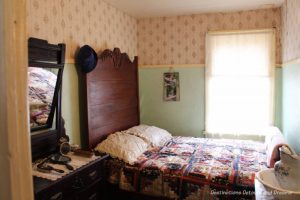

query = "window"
[205,30,275,136]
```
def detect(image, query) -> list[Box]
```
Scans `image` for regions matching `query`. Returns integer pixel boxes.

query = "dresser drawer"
[77,180,105,200]
[35,181,68,200]
[80,159,104,185]
[65,158,105,193]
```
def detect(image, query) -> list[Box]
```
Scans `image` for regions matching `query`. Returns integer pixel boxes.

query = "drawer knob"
[89,171,98,180]
[49,192,62,200]
[71,177,84,190]
[88,193,97,200]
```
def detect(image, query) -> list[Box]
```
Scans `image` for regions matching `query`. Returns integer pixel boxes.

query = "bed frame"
[82,48,140,149]
[82,47,167,200]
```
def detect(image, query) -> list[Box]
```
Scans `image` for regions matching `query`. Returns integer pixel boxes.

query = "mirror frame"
[28,38,66,159]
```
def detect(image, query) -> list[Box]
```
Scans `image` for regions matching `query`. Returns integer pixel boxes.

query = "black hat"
[76,45,98,73]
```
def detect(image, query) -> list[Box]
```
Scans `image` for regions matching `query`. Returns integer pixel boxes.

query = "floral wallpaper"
[27,1,285,65]
[282,0,300,62]
[137,8,282,65]
[27,0,137,61]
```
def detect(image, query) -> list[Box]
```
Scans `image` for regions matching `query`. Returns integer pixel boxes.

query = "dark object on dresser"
[37,157,65,174]
[34,154,109,200]
[48,154,74,171]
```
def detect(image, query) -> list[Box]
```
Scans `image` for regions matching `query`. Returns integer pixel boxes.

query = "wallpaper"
[282,0,300,62]
[27,0,137,61]
[137,8,282,65]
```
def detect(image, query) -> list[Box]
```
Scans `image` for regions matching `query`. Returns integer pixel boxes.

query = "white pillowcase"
[95,132,149,164]
[125,124,172,147]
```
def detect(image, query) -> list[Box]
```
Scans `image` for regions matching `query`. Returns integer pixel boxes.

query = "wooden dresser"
[33,154,109,200]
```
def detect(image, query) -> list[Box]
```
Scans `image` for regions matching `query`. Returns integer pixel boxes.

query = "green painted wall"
[61,64,283,145]
[139,67,282,137]
[139,67,205,137]
[282,63,300,154]
[274,67,282,129]
[61,64,81,145]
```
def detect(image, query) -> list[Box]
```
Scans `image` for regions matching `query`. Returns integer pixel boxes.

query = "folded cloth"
[265,129,294,167]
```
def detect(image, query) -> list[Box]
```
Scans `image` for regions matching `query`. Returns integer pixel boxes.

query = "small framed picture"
[163,72,180,101]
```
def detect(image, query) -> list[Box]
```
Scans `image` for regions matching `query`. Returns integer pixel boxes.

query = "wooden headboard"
[82,48,139,149]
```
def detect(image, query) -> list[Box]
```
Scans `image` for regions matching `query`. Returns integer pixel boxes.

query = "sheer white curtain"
[205,30,275,137]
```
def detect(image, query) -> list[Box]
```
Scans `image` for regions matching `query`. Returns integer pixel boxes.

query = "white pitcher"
[274,146,300,191]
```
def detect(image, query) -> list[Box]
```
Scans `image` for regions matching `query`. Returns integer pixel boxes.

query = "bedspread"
[105,137,267,200]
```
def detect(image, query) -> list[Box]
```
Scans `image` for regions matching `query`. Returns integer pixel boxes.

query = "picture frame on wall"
[163,72,180,101]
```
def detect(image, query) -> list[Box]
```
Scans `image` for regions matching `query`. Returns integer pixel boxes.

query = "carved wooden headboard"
[82,48,139,149]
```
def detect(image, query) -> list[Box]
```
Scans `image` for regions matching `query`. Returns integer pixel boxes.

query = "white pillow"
[126,125,172,147]
[95,132,149,164]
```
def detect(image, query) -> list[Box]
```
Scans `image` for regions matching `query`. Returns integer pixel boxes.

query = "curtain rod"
[207,28,275,35]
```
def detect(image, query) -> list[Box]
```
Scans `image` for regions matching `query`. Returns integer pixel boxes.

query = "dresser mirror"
[29,67,59,131]
[28,37,66,159]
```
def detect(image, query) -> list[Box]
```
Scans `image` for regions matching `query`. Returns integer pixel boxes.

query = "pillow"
[95,132,149,164]
[125,124,172,147]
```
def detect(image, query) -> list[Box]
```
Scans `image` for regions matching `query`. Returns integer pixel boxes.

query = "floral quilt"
[105,137,267,200]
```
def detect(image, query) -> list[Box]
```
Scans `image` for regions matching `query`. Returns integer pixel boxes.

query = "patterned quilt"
[28,67,57,128]
[105,137,267,200]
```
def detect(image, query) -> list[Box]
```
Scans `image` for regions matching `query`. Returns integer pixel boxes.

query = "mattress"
[105,136,267,200]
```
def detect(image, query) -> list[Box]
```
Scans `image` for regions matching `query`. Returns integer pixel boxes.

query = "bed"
[103,134,266,200]
[82,48,280,200]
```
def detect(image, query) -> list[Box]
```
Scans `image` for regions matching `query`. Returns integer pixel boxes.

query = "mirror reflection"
[28,67,58,129]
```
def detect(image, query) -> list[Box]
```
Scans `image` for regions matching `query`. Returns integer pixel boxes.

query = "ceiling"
[103,0,284,18]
